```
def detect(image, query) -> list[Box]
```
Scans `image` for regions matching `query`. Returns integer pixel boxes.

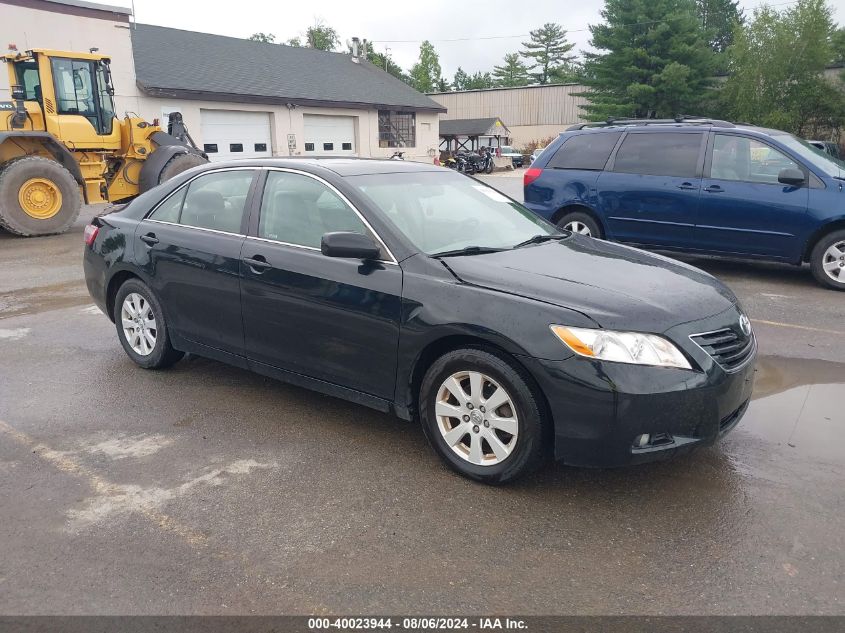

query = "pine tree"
[452,67,470,91]
[520,23,576,84]
[696,0,744,53]
[492,53,532,87]
[580,0,716,119]
[409,41,442,93]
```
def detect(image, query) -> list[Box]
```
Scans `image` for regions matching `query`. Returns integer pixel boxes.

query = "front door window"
[711,135,800,184]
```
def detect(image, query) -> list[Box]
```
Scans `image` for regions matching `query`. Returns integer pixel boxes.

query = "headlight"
[550,325,692,369]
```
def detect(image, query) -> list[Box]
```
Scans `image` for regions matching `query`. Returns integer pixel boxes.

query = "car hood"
[441,237,737,333]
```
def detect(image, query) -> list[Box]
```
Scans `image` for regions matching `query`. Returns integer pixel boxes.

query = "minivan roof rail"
[566,115,736,131]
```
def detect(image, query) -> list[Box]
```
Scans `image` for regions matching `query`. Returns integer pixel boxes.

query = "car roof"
[566,122,786,138]
[190,157,444,177]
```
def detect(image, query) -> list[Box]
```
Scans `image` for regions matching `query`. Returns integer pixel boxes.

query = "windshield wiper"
[430,245,508,258]
[512,233,568,249]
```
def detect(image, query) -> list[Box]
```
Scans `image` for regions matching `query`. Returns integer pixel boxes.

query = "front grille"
[690,327,755,372]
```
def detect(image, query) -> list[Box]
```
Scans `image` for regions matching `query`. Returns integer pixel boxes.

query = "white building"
[0,0,445,162]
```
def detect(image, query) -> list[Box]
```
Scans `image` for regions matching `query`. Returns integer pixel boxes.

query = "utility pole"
[384,46,391,71]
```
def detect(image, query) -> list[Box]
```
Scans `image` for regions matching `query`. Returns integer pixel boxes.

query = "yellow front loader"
[0,48,207,236]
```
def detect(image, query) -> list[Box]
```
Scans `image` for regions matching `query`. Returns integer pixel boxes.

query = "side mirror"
[321,232,381,260]
[778,167,806,187]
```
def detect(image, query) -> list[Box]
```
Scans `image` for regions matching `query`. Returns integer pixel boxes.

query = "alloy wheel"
[564,220,592,236]
[822,240,845,282]
[121,292,157,356]
[435,370,518,466]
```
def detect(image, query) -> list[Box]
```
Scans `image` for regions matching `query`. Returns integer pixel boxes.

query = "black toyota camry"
[83,158,756,483]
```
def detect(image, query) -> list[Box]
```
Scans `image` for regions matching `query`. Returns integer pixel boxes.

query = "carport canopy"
[439,117,511,152]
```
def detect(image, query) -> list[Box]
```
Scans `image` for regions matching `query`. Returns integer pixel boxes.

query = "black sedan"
[83,159,756,483]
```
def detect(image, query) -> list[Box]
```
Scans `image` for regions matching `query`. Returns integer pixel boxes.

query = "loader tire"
[158,153,208,185]
[0,157,81,236]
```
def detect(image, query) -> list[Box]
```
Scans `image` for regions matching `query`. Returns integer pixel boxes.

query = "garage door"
[304,115,356,155]
[200,110,272,162]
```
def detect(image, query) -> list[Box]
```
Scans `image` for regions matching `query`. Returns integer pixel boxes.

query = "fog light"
[635,434,650,447]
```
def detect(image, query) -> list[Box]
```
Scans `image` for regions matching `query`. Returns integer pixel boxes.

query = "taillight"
[524,167,543,187]
[83,224,99,247]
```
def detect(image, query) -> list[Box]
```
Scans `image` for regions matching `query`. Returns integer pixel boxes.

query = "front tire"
[113,279,184,369]
[810,229,845,291]
[557,211,603,239]
[419,348,548,484]
[158,152,208,184]
[0,156,81,236]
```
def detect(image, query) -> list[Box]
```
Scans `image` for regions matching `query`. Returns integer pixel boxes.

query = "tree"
[520,23,576,84]
[452,67,470,91]
[696,0,744,54]
[367,49,408,82]
[305,20,339,51]
[436,77,450,92]
[580,0,716,120]
[409,40,442,93]
[249,32,276,43]
[720,0,844,137]
[492,53,532,87]
[285,37,302,47]
[832,27,845,62]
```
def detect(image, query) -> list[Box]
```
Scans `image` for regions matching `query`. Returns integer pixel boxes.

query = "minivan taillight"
[524,167,543,187]
[83,224,99,247]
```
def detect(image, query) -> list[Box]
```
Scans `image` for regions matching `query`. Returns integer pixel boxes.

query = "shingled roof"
[130,24,446,112]
[439,117,510,137]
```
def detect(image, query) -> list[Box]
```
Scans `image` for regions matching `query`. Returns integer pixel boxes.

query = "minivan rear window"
[547,132,622,170]
[613,132,702,178]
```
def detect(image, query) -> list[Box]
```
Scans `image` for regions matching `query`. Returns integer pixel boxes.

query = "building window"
[378,110,416,148]
[203,144,218,153]
[230,143,243,153]
[305,143,315,152]
[342,142,352,151]
[254,143,267,152]
[323,143,334,151]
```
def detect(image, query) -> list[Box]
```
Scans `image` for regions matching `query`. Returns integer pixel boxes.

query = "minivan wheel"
[419,348,548,484]
[810,229,845,291]
[558,211,603,239]
[113,279,184,369]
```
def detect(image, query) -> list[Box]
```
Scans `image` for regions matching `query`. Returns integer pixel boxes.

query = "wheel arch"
[105,269,144,322]
[802,218,845,262]
[0,133,84,186]
[551,203,606,234]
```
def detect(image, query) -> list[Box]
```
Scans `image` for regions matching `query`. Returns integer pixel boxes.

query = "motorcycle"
[390,151,405,160]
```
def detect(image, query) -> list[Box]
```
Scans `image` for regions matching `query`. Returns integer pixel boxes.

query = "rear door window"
[612,132,703,178]
[547,132,622,170]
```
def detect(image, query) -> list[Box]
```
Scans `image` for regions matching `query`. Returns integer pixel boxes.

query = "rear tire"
[114,279,184,369]
[158,153,208,184]
[557,210,603,239]
[0,156,81,236]
[810,229,845,291]
[419,348,549,484]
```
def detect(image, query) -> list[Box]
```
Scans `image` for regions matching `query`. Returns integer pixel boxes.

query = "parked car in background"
[807,140,842,161]
[524,118,845,291]
[530,147,545,164]
[499,145,524,168]
[84,158,754,483]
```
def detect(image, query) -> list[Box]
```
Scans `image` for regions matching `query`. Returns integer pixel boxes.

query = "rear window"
[547,132,622,170]
[612,132,703,178]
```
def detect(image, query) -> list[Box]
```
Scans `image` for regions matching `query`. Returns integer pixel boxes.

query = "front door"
[598,131,705,247]
[241,169,402,399]
[695,133,810,258]
[134,168,257,356]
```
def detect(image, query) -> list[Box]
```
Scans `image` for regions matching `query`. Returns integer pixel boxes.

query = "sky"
[119,0,845,78]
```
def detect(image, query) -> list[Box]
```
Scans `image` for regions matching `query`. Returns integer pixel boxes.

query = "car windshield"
[774,133,845,177]
[348,170,557,255]
[501,146,515,153]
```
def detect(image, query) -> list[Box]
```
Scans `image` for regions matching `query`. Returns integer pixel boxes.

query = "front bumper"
[521,307,756,467]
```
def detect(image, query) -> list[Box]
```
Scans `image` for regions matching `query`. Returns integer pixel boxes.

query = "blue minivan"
[523,119,845,290]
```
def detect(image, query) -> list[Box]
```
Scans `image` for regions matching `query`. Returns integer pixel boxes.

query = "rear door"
[597,130,705,247]
[134,168,258,358]
[695,132,810,258]
[240,169,402,399]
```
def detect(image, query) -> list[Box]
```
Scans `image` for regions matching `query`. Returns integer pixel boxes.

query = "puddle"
[0,280,89,319]
[739,356,845,464]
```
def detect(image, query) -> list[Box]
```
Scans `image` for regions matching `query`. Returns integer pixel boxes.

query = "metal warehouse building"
[429,84,589,148]
[0,0,445,162]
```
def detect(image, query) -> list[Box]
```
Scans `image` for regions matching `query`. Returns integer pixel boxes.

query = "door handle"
[140,233,159,246]
[677,182,698,190]
[704,185,724,193]
[243,255,271,273]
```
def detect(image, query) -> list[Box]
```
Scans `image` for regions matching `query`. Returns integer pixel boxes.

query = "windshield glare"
[776,134,845,176]
[349,171,557,255]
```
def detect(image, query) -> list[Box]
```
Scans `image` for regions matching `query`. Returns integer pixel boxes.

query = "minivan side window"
[613,132,703,178]
[711,134,800,184]
[149,170,254,234]
[547,132,622,170]
[259,171,371,249]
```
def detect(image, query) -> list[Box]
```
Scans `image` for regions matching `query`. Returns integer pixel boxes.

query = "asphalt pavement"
[0,175,843,615]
